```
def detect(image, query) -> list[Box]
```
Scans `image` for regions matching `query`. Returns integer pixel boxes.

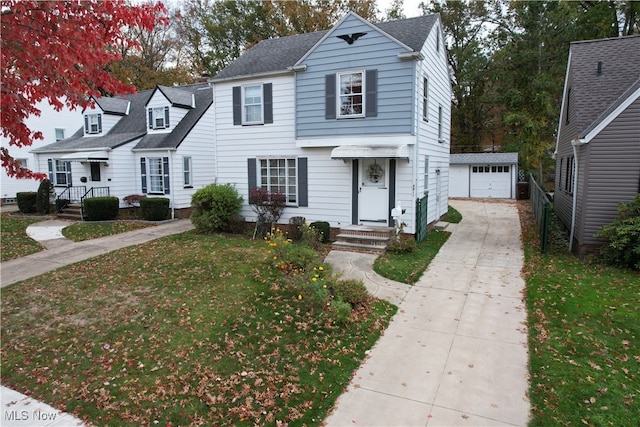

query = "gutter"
[569,138,587,251]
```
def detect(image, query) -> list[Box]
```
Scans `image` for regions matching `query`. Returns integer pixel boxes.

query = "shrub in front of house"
[16,192,37,213]
[309,221,330,243]
[288,216,306,241]
[190,183,243,233]
[35,179,54,214]
[84,196,119,221]
[387,234,418,254]
[140,197,170,221]
[595,194,640,270]
[330,279,371,308]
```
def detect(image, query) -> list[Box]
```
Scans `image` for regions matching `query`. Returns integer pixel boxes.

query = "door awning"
[59,151,109,162]
[331,145,411,160]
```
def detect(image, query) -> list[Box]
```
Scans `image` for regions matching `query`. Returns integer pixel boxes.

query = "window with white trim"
[243,85,263,124]
[55,128,65,141]
[148,157,165,193]
[422,77,429,121]
[149,106,170,129]
[338,71,364,117]
[55,160,69,186]
[424,156,429,193]
[259,158,297,204]
[183,156,192,187]
[84,113,102,135]
[16,158,28,169]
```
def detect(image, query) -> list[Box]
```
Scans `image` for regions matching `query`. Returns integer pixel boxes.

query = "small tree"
[249,188,286,237]
[595,195,640,270]
[35,179,54,214]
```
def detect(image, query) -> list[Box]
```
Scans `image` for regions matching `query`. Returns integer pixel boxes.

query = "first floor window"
[437,105,443,142]
[259,158,297,204]
[424,156,429,193]
[141,157,170,195]
[564,156,574,194]
[183,156,192,187]
[338,71,364,117]
[55,160,70,186]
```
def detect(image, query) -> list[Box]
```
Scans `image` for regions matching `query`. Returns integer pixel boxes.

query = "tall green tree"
[420,0,496,153]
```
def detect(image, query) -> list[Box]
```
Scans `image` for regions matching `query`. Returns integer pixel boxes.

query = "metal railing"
[57,186,86,204]
[529,174,551,253]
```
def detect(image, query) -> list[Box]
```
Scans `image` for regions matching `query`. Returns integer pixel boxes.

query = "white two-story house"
[32,83,215,217]
[211,12,451,239]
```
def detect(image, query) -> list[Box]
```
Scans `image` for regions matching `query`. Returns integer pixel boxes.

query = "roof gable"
[146,85,195,109]
[93,96,130,116]
[212,12,439,81]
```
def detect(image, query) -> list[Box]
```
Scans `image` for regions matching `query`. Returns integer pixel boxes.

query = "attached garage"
[449,153,519,199]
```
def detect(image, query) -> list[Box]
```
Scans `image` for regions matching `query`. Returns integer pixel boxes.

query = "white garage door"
[470,165,512,198]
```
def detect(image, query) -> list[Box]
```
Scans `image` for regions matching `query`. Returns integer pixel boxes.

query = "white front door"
[358,158,389,225]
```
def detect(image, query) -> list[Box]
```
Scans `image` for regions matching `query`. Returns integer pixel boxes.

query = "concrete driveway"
[325,199,530,426]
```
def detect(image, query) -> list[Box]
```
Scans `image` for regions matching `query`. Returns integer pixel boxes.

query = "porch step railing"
[56,186,110,220]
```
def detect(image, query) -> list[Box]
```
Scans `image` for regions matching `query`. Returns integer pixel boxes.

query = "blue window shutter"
[247,158,257,195]
[365,69,378,117]
[140,158,147,193]
[233,86,242,125]
[325,74,336,119]
[148,109,153,129]
[164,106,170,128]
[163,156,170,194]
[97,114,102,133]
[47,159,53,182]
[84,115,89,133]
[263,83,273,124]
[65,161,72,187]
[298,157,308,207]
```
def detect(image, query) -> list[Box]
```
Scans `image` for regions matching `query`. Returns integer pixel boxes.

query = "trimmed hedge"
[84,196,119,221]
[190,183,243,233]
[310,221,331,243]
[35,179,54,214]
[16,192,37,213]
[140,197,170,221]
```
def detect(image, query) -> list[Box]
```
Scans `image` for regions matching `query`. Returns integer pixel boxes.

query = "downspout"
[569,138,587,251]
[168,149,175,220]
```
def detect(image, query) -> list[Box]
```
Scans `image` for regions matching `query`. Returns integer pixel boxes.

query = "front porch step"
[332,225,395,254]
[57,203,83,220]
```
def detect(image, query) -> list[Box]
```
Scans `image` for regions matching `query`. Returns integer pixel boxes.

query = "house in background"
[449,153,519,199]
[1,100,82,204]
[554,35,640,257]
[210,11,451,240]
[32,83,214,218]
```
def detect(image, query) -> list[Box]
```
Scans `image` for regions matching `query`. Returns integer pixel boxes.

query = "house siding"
[83,105,120,135]
[295,14,415,138]
[581,98,640,248]
[146,92,189,131]
[415,21,451,222]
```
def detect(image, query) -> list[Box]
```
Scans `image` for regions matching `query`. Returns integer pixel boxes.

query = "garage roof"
[451,152,518,165]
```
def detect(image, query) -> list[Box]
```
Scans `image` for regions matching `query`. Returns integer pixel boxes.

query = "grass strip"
[518,201,639,426]
[0,213,44,261]
[62,221,155,242]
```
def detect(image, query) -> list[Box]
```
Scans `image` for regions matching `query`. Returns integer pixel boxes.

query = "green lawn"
[0,213,44,261]
[519,201,639,426]
[1,232,395,426]
[374,230,450,284]
[62,221,155,241]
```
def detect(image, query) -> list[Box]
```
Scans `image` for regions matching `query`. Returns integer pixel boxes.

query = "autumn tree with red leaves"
[1,0,168,179]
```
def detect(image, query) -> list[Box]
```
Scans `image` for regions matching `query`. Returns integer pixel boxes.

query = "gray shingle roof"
[156,85,195,108]
[134,83,212,150]
[569,35,640,138]
[95,97,130,115]
[33,83,213,153]
[213,13,439,80]
[450,153,519,165]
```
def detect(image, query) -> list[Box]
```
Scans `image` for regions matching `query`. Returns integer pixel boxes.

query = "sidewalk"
[324,199,530,426]
[1,219,194,288]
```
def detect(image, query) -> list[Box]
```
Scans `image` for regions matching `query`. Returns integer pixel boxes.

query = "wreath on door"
[367,162,384,183]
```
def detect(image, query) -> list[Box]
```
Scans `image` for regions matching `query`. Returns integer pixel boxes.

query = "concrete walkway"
[324,199,530,426]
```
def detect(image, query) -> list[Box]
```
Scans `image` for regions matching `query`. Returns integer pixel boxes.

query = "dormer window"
[84,113,102,135]
[148,106,170,130]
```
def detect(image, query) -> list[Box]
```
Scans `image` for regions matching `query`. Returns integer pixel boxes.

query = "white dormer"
[83,96,130,137]
[145,85,195,133]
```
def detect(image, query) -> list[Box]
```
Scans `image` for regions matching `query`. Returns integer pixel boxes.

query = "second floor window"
[149,106,170,129]
[84,113,102,135]
[232,83,273,126]
[338,71,364,117]
[243,85,263,124]
[55,128,65,141]
[422,77,429,122]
